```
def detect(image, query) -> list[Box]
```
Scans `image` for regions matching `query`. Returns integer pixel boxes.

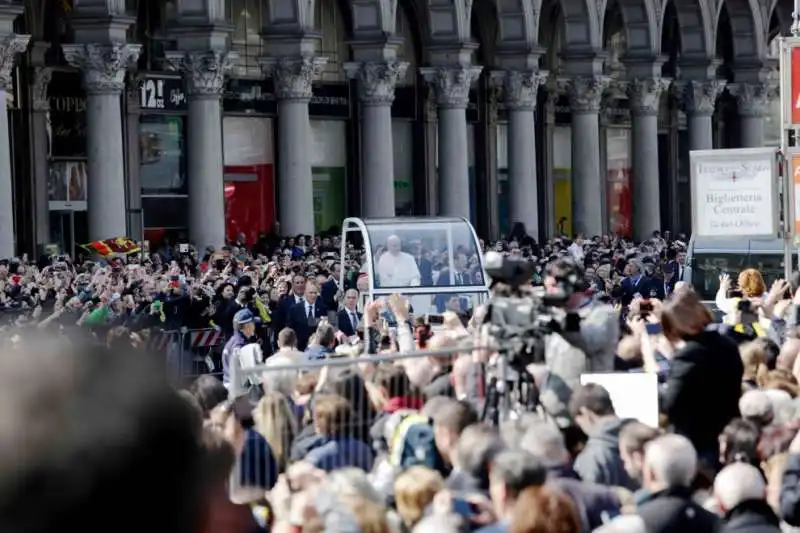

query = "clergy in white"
[376,235,421,287]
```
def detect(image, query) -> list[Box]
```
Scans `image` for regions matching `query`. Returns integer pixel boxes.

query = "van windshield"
[691,253,794,300]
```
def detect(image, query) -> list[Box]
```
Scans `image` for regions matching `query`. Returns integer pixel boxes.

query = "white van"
[683,236,794,301]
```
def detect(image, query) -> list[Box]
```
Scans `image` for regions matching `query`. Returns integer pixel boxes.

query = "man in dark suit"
[435,252,471,312]
[274,273,306,334]
[653,264,677,301]
[410,239,434,287]
[287,280,327,351]
[336,288,362,337]
[620,260,657,306]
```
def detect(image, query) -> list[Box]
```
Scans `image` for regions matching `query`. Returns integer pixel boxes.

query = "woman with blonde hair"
[252,391,298,472]
[740,340,770,391]
[716,268,768,326]
[394,466,444,531]
[510,486,580,533]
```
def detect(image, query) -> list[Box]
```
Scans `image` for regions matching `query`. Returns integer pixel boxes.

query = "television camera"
[480,251,584,424]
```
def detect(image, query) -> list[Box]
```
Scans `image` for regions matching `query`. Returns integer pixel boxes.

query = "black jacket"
[546,465,622,533]
[660,329,743,455]
[638,486,721,533]
[722,500,782,533]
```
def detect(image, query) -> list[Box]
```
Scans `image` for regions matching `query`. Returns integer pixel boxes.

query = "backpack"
[385,411,442,470]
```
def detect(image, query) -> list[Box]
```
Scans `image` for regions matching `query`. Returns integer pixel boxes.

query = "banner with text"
[690,147,780,239]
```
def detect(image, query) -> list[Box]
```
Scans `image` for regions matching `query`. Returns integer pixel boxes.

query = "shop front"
[46,70,89,257]
[603,99,632,238]
[137,72,189,247]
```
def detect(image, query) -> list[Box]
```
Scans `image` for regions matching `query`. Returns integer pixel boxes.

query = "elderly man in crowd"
[377,235,421,288]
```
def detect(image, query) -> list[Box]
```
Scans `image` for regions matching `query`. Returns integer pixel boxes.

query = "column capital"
[728,80,777,118]
[627,77,670,116]
[559,76,610,114]
[32,66,51,112]
[0,34,28,90]
[63,43,141,94]
[261,55,328,102]
[680,79,726,117]
[420,65,482,109]
[490,70,548,111]
[166,50,236,98]
[344,60,408,106]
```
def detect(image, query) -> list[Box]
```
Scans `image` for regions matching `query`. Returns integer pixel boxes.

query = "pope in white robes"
[376,235,421,288]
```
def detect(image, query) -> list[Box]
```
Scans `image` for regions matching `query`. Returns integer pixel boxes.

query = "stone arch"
[316,0,351,80]
[492,0,540,47]
[715,0,766,58]
[659,0,714,57]
[397,0,425,65]
[347,0,398,36]
[768,0,791,37]
[599,0,658,54]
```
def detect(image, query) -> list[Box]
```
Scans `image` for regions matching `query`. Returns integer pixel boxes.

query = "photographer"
[543,258,620,388]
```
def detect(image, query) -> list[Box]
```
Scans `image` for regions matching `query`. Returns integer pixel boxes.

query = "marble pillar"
[420,65,482,218]
[262,56,327,237]
[495,70,547,237]
[166,50,234,252]
[629,77,669,241]
[345,61,408,218]
[63,43,141,242]
[729,82,773,148]
[682,79,726,151]
[561,76,609,237]
[0,34,29,259]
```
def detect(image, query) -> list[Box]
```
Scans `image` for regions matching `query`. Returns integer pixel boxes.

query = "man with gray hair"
[519,418,621,533]
[713,463,781,533]
[476,450,546,533]
[637,434,719,533]
[376,235,420,288]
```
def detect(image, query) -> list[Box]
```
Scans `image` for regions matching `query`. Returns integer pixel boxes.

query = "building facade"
[0,0,791,257]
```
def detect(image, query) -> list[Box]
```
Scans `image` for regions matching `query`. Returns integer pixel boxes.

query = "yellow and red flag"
[81,237,141,257]
[81,240,113,257]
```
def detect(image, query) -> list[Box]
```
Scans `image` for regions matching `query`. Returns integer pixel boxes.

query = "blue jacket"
[303,436,375,472]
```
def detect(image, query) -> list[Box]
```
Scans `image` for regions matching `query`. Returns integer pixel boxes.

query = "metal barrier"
[227,345,487,494]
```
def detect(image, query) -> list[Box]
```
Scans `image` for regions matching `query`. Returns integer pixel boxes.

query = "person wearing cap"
[222,308,260,389]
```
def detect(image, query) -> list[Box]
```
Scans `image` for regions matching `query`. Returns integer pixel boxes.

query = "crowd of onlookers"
[15,228,800,533]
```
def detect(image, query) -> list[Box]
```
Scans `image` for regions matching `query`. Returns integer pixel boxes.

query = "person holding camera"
[716,269,768,327]
[542,258,620,389]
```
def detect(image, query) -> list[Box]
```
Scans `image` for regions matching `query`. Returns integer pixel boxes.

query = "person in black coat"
[620,260,659,306]
[286,281,327,351]
[659,288,744,463]
[714,463,781,533]
[637,434,720,533]
[336,288,361,337]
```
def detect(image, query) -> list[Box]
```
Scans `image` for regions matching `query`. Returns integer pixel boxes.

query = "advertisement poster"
[606,128,632,238]
[553,127,572,236]
[312,168,346,232]
[48,160,87,211]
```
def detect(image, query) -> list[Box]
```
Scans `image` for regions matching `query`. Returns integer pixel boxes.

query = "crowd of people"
[7,226,800,533]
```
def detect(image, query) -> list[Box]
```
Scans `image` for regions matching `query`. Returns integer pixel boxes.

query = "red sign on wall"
[791,46,800,124]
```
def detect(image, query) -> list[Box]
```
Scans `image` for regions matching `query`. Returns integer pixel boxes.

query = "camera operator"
[543,258,620,388]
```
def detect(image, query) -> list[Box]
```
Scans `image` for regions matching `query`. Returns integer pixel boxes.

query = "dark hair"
[568,383,615,417]
[490,449,546,497]
[433,399,478,435]
[188,375,228,417]
[0,338,204,533]
[720,418,760,466]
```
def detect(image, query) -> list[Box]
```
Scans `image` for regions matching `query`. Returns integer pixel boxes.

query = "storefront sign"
[392,86,417,119]
[48,71,87,158]
[138,74,187,111]
[310,84,351,118]
[553,95,571,125]
[223,79,277,115]
[604,99,631,126]
[690,147,779,238]
[780,37,800,127]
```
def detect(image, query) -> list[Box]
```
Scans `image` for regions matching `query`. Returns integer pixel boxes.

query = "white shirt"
[377,251,421,288]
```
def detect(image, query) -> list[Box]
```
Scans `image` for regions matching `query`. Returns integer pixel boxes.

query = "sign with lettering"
[48,70,87,158]
[309,83,351,118]
[690,147,779,238]
[780,37,800,128]
[223,78,277,114]
[138,74,187,111]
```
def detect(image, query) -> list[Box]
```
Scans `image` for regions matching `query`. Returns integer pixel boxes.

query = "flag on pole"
[81,237,141,257]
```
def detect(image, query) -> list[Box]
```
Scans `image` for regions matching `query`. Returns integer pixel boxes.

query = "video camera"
[483,251,582,373]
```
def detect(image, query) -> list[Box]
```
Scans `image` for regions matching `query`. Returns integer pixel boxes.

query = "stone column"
[262,56,326,236]
[629,78,669,241]
[729,82,773,148]
[0,35,28,258]
[561,76,608,236]
[494,70,547,237]
[345,61,408,218]
[63,43,140,242]
[682,79,726,151]
[421,65,482,218]
[166,50,234,252]
[31,66,51,249]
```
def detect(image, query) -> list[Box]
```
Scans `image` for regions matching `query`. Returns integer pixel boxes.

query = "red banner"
[791,46,800,124]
